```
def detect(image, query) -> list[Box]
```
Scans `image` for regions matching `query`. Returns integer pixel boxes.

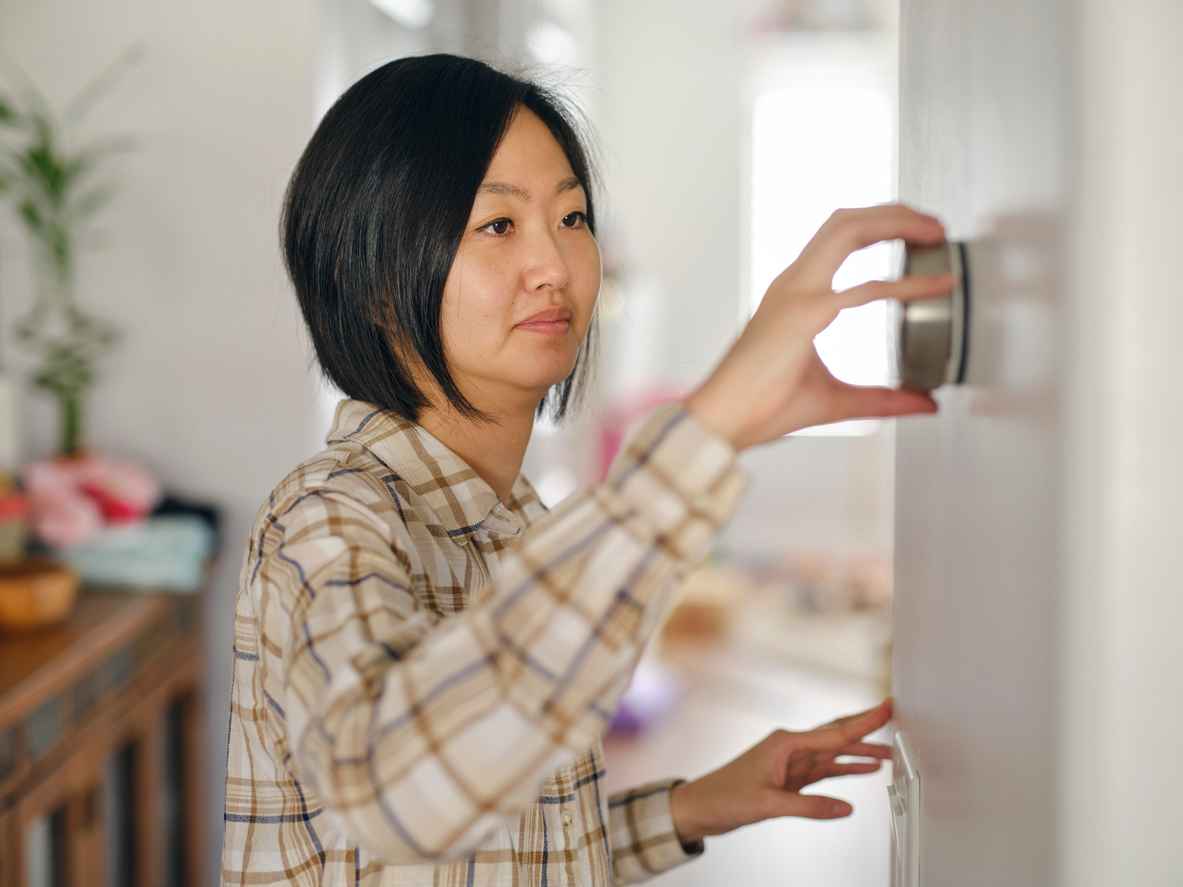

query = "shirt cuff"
[604,401,749,566]
[608,777,705,883]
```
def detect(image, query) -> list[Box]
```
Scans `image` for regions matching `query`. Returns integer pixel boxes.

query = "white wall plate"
[888,728,921,886]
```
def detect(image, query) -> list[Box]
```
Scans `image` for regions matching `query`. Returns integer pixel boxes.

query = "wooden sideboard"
[0,559,215,887]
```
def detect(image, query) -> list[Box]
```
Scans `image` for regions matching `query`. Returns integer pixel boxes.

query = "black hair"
[280,52,602,428]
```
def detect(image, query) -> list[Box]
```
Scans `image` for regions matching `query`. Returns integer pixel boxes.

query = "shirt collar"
[326,397,537,539]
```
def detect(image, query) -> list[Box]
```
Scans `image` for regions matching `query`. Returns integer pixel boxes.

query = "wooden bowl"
[0,557,80,631]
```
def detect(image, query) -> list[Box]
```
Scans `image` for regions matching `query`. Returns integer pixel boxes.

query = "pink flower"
[34,489,105,547]
[72,456,161,522]
[22,462,104,547]
[20,454,162,546]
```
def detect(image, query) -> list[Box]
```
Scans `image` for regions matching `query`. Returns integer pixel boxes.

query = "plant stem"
[59,387,83,456]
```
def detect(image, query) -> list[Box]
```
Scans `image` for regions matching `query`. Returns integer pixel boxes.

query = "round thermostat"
[890,240,970,391]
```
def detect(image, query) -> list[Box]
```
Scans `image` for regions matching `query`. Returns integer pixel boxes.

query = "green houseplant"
[0,47,142,457]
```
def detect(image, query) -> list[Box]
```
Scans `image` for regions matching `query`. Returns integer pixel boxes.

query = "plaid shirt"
[221,395,749,885]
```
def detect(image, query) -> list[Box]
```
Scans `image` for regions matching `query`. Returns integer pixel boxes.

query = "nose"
[523,228,572,292]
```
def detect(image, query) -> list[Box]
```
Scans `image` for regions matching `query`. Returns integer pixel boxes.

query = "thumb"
[766,790,853,820]
[832,382,938,419]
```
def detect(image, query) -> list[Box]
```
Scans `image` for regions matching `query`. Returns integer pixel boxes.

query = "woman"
[221,53,953,885]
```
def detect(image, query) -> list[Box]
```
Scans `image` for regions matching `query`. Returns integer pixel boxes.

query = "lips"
[516,318,570,334]
[517,307,573,325]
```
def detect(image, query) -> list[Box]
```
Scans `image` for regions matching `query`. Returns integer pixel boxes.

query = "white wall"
[1062,1,1183,882]
[894,2,1070,881]
[894,1,1183,883]
[0,1,323,874]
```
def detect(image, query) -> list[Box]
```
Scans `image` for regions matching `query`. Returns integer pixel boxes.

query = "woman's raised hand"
[684,203,955,451]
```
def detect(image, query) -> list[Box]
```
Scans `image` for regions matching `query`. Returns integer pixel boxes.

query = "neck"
[414,393,539,507]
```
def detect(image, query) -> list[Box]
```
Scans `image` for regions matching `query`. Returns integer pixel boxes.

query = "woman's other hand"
[685,203,954,451]
[669,698,894,843]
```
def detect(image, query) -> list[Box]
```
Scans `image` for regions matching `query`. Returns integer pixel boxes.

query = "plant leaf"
[65,133,139,188]
[77,132,140,160]
[61,42,146,126]
[15,80,55,150]
[21,141,68,207]
[69,181,118,220]
[18,197,43,231]
[46,220,71,269]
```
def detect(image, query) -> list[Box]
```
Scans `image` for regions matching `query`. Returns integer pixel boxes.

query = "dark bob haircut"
[280,52,603,427]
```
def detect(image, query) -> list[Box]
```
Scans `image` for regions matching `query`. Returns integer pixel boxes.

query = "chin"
[516,365,575,393]
[526,372,572,392]
[497,345,579,390]
[523,348,577,374]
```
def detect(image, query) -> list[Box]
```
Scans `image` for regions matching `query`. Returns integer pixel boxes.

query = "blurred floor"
[603,595,893,886]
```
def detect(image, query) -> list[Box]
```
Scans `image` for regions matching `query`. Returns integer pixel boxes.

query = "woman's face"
[437,106,601,413]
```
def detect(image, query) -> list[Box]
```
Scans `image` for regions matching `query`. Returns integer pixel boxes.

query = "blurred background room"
[1,1,909,883]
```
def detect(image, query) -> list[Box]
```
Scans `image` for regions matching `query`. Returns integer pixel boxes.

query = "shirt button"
[561,811,573,827]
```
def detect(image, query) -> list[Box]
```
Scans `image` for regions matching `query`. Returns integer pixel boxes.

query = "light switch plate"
[889,729,921,887]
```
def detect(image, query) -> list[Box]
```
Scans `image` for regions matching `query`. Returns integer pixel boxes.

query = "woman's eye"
[478,211,588,237]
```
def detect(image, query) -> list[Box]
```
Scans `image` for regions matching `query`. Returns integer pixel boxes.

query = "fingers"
[831,382,938,420]
[771,791,854,820]
[797,203,946,285]
[837,741,893,760]
[833,271,956,311]
[824,761,883,777]
[813,698,893,750]
[824,698,893,729]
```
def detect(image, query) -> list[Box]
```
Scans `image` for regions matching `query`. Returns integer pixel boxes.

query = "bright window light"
[527,21,577,65]
[746,33,896,437]
[368,0,434,30]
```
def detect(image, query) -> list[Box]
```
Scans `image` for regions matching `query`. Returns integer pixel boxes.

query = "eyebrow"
[477,176,584,202]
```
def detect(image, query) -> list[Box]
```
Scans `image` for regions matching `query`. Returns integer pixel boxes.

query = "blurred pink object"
[596,386,688,481]
[72,456,161,522]
[21,455,162,547]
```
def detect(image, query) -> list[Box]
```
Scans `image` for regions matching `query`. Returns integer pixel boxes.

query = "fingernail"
[832,802,852,816]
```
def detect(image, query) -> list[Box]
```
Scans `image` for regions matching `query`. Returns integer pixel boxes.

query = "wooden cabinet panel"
[0,561,214,887]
